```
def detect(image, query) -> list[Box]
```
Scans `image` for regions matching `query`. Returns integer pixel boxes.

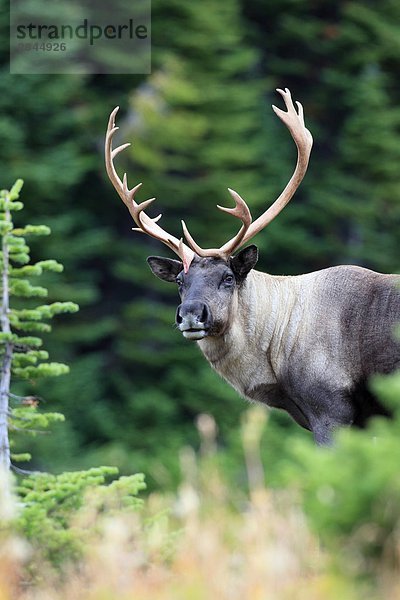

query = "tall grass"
[1,405,400,599]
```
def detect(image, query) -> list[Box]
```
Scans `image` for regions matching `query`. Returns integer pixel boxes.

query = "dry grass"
[0,407,399,599]
[12,486,324,600]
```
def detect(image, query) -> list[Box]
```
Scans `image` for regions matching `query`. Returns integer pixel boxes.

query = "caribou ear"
[230,245,259,282]
[147,256,183,283]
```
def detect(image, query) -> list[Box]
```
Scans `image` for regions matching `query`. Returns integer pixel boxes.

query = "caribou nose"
[176,300,210,324]
[176,301,211,340]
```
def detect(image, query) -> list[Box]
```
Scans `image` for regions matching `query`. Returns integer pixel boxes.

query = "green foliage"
[1,183,79,321]
[0,181,79,466]
[16,467,146,569]
[288,370,400,579]
[0,182,148,582]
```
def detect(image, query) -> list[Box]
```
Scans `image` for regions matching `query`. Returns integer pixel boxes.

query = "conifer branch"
[0,180,78,473]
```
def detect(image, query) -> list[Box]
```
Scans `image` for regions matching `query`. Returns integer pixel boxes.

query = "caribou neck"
[197,270,306,384]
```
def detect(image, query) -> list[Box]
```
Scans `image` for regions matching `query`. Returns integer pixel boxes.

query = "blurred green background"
[2,0,399,489]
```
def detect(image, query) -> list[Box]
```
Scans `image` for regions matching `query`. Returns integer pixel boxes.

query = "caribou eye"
[223,274,234,285]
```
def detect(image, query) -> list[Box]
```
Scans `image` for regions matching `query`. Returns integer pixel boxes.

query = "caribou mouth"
[181,328,208,340]
[177,313,210,340]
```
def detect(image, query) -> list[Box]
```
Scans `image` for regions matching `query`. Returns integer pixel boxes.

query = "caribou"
[105,88,400,444]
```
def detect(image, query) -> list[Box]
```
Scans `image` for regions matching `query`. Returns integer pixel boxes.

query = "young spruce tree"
[0,180,147,574]
[0,179,78,471]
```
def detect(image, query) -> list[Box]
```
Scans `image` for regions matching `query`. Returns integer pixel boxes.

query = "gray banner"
[10,0,151,74]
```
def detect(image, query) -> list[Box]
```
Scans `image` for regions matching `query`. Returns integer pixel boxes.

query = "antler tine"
[218,189,252,255]
[122,172,157,227]
[181,220,206,256]
[181,188,252,259]
[105,107,125,203]
[105,106,195,270]
[217,189,251,224]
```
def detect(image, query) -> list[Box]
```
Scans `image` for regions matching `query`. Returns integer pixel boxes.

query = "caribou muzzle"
[176,300,212,340]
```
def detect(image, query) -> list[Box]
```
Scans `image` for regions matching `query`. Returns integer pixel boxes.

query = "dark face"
[147,245,258,341]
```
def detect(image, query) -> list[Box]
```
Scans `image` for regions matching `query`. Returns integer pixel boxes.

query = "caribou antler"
[240,88,313,246]
[181,88,313,258]
[105,88,313,267]
[105,106,195,271]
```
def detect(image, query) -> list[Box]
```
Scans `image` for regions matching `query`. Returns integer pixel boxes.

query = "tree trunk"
[0,198,11,470]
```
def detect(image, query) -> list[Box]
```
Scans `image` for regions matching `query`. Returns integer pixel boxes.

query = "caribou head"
[105,89,313,341]
[148,248,259,340]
